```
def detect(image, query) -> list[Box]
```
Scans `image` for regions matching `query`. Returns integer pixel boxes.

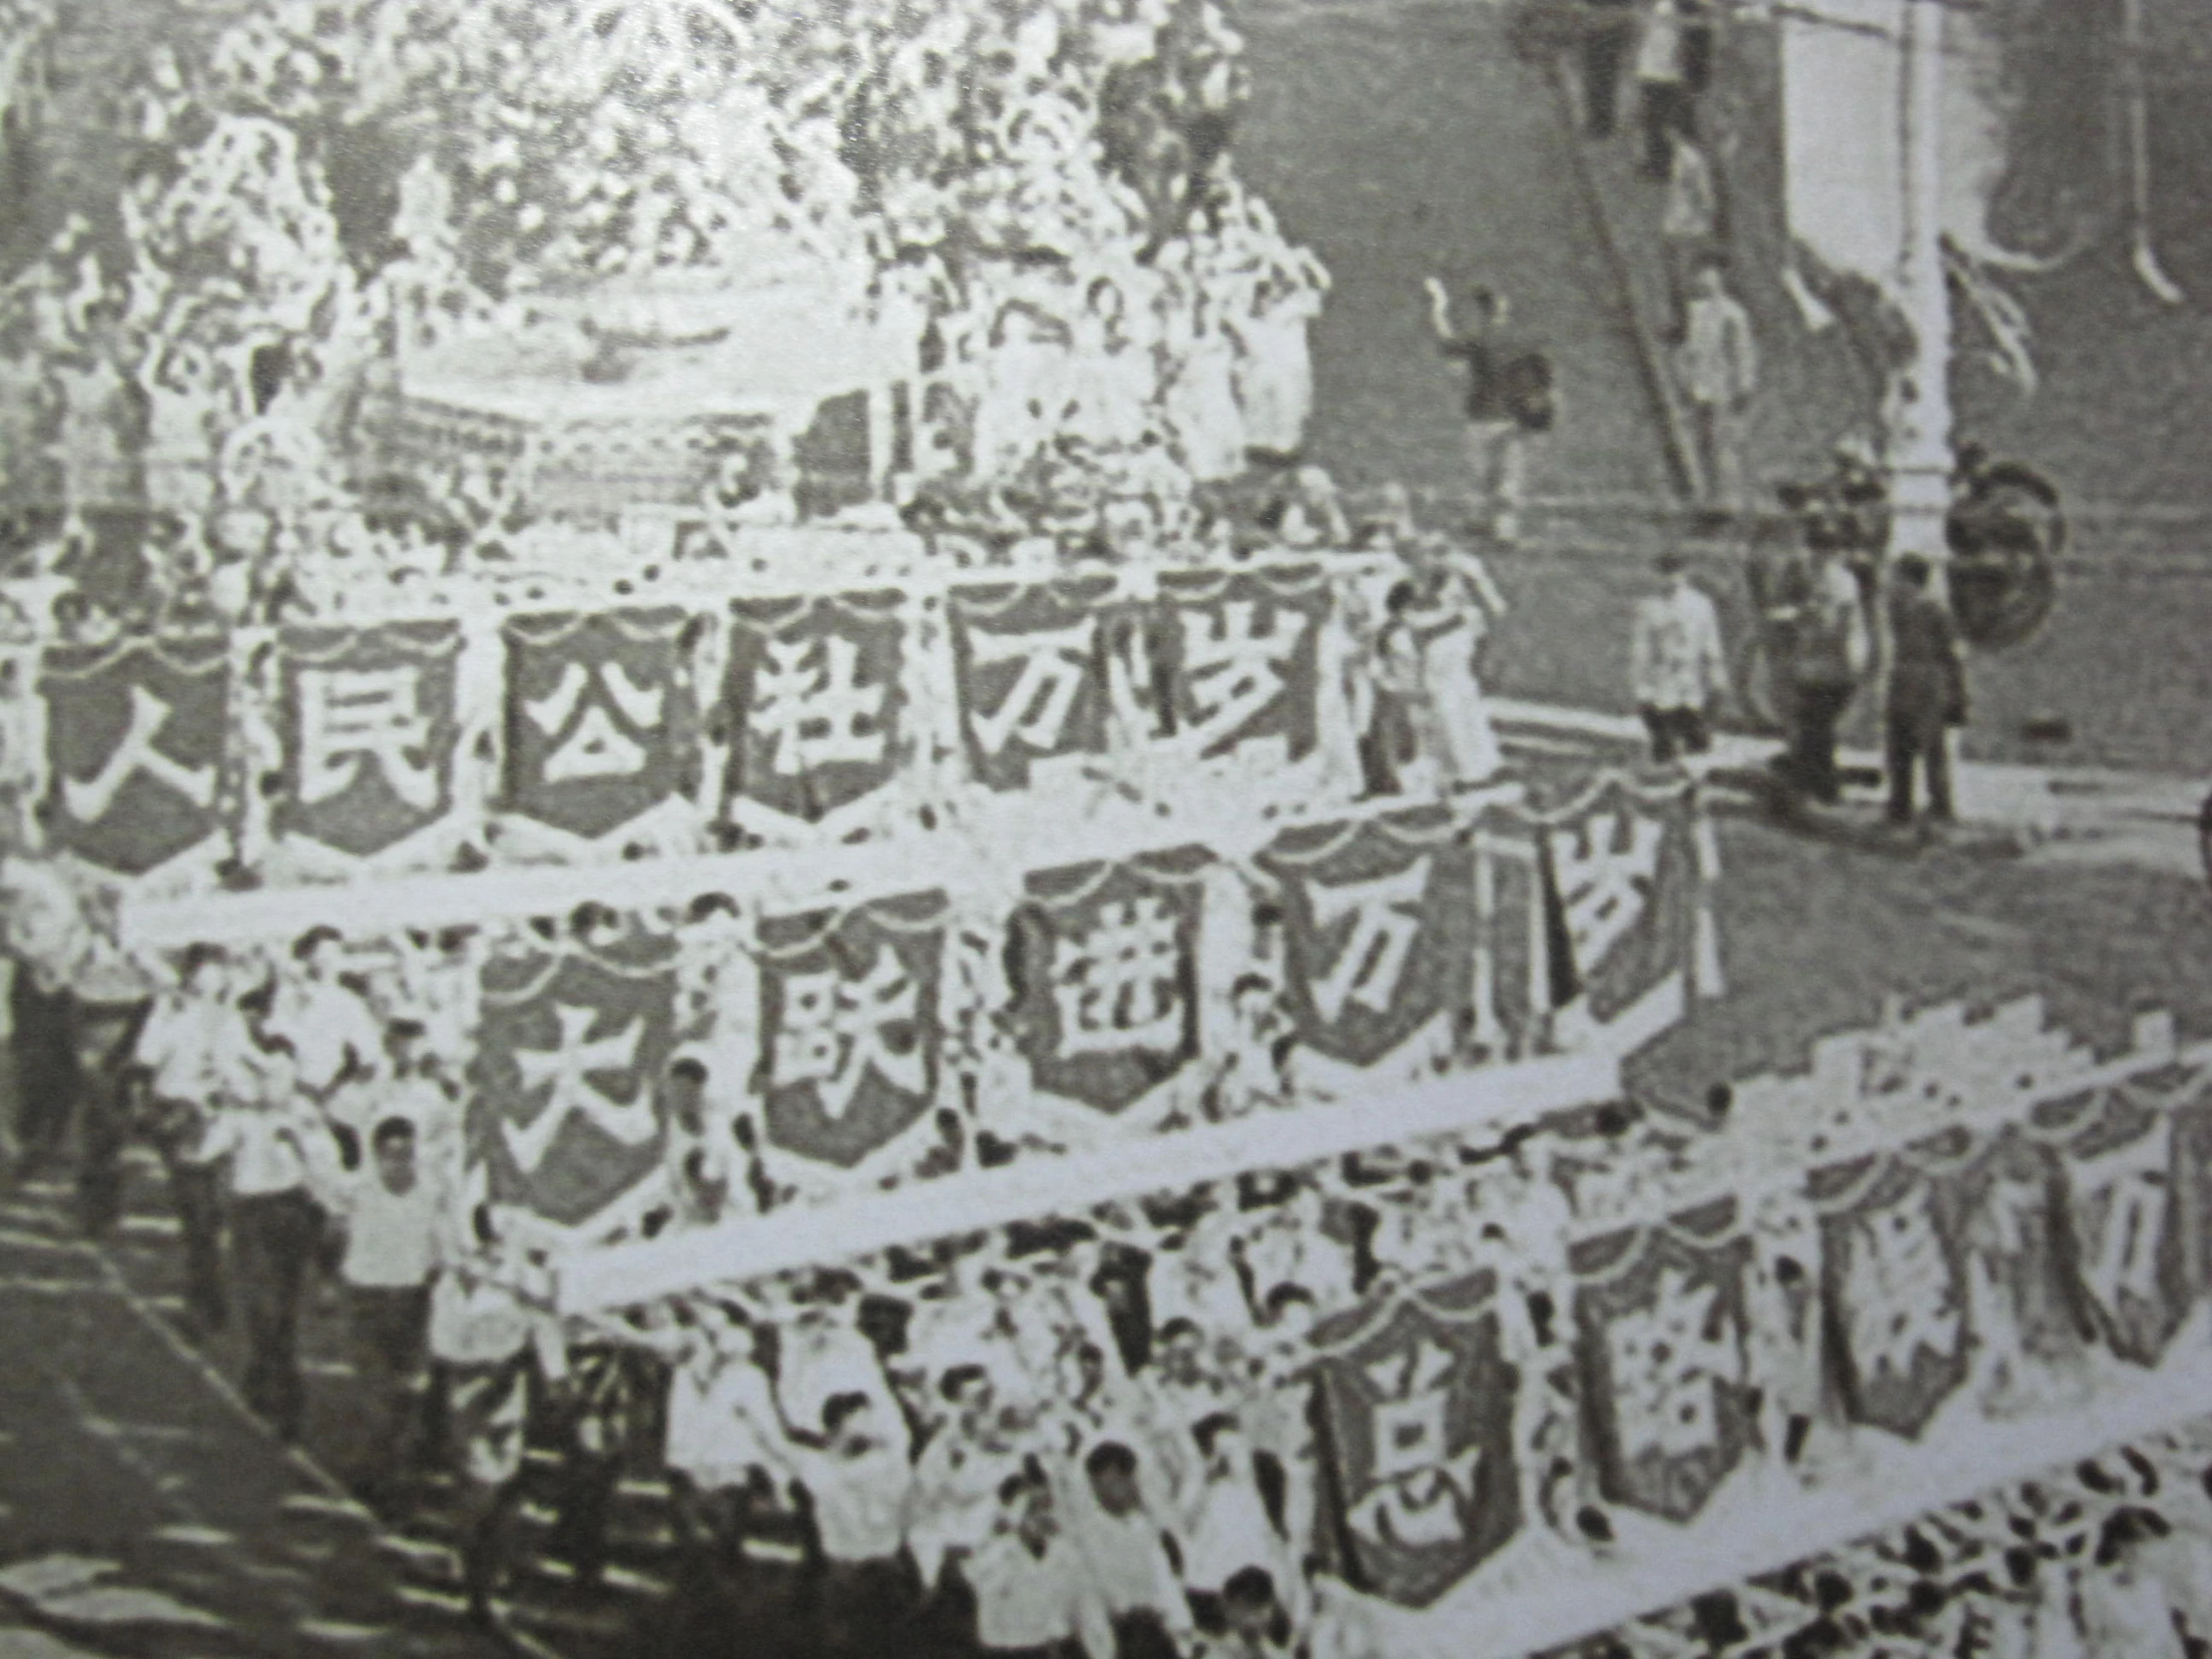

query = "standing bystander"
[1630,550,1731,763]
[1423,279,1553,546]
[1884,555,1965,828]
[1676,259,1758,516]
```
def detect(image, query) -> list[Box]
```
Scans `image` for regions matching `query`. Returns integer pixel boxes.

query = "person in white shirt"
[749,1386,918,1656]
[130,945,258,1338]
[1675,258,1759,513]
[318,1115,445,1501]
[1074,1440,1195,1659]
[263,927,383,1109]
[907,1364,1026,1595]
[1181,1414,1293,1632]
[963,1459,1112,1659]
[1629,549,1731,762]
[198,1036,333,1443]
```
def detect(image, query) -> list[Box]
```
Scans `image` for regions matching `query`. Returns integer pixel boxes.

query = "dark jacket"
[1886,585,1964,725]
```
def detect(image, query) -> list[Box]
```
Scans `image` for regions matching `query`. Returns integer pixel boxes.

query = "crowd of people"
[1558,1426,2212,1659]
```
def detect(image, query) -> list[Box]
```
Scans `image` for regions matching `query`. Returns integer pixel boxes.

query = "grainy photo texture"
[0,1,2209,1656]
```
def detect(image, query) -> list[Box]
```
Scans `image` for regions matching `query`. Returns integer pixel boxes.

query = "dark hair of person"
[939,1364,988,1402]
[1222,1565,1278,1609]
[370,1116,416,1150]
[669,1056,708,1085]
[291,924,342,959]
[822,1391,871,1434]
[1086,1440,1138,1479]
[1193,1411,1240,1456]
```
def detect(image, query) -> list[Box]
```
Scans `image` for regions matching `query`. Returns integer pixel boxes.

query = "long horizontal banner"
[5,554,1436,895]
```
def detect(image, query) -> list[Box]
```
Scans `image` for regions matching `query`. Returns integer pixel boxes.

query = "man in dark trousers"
[1884,555,1964,827]
[1582,0,1638,137]
[1424,278,1554,546]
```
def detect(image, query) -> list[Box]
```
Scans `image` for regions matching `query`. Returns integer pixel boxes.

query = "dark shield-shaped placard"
[720,592,905,823]
[1571,1199,1754,1523]
[276,621,460,858]
[2050,1085,2189,1367]
[40,635,228,875]
[470,935,679,1232]
[948,576,1119,792]
[1311,1269,1520,1607]
[1262,809,1474,1067]
[757,889,947,1171]
[501,608,702,842]
[1008,848,1207,1114]
[1152,565,1329,763]
[1812,1154,1971,1440]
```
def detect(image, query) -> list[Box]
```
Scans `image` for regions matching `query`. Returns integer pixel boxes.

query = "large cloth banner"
[1570,1199,1755,1523]
[1812,1150,1971,1440]
[275,620,462,860]
[500,608,702,844]
[1007,847,1209,1115]
[719,592,905,826]
[39,635,228,877]
[1538,778,1700,1029]
[1311,1270,1521,1607]
[2050,1084,2191,1367]
[1152,565,1330,764]
[470,931,681,1235]
[947,576,1123,793]
[756,888,948,1174]
[1262,809,1475,1069]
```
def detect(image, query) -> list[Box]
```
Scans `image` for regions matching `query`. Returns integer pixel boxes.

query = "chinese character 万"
[295,665,439,811]
[1844,1191,1962,1387]
[965,619,1097,759]
[1306,856,1431,1023]
[1050,895,1186,1058]
[771,944,926,1120]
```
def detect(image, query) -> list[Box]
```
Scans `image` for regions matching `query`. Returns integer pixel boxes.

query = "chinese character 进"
[1050,895,1186,1058]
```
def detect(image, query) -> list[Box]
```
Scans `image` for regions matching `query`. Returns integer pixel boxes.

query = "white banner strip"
[557,1047,1621,1314]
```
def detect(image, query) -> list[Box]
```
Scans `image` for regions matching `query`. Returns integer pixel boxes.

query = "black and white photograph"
[2,0,2211,1654]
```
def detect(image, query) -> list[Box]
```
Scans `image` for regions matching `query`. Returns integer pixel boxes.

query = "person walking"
[1884,555,1965,828]
[1581,0,1639,138]
[1660,131,1720,330]
[1630,549,1730,762]
[1768,539,1870,805]
[8,948,79,1181]
[1676,259,1758,515]
[199,1036,331,1443]
[1635,0,1694,179]
[1424,279,1553,546]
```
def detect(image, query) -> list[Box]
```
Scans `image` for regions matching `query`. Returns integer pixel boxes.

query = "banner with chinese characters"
[1005,846,1211,1121]
[272,621,465,865]
[719,592,906,832]
[39,635,229,879]
[1311,1269,1522,1607]
[754,888,949,1181]
[1534,774,1706,1034]
[1152,565,1330,766]
[1570,1199,1755,1523]
[947,576,1124,794]
[1261,809,1476,1074]
[2048,1083,2190,1367]
[1811,1148,1972,1441]
[498,608,705,849]
[469,927,683,1238]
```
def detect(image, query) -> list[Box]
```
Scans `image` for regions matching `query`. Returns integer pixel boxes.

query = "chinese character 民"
[296,665,439,811]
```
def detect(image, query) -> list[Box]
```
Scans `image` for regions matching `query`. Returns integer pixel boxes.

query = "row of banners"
[450,781,1708,1240]
[1307,1047,2212,1610]
[5,559,1402,885]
